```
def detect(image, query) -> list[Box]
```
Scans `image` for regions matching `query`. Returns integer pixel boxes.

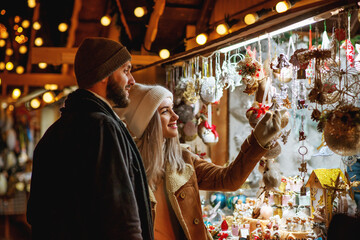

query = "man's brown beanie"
[74,37,131,88]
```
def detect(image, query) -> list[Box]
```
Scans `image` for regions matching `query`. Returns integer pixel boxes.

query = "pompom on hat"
[118,83,173,138]
[74,37,131,88]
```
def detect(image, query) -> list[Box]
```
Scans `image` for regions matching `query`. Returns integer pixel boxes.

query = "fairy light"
[58,23,68,32]
[28,0,36,8]
[19,45,27,54]
[30,98,41,109]
[38,62,47,69]
[5,48,13,56]
[12,88,21,99]
[100,16,111,26]
[0,40,5,47]
[159,49,170,59]
[216,23,228,35]
[16,66,25,74]
[134,7,146,18]
[276,1,291,13]
[22,20,30,28]
[33,21,41,30]
[5,62,14,71]
[196,33,208,45]
[34,37,43,46]
[0,62,5,70]
[244,13,259,25]
[43,91,55,103]
[44,84,58,90]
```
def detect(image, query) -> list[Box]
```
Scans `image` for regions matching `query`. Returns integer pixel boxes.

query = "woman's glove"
[253,110,283,148]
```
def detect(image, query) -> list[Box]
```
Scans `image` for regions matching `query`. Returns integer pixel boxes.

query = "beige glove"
[253,110,282,148]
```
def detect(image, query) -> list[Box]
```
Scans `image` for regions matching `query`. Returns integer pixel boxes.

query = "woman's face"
[158,97,179,138]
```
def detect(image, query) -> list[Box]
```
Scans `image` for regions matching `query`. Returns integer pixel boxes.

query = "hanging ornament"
[321,21,330,49]
[354,44,360,72]
[199,104,219,145]
[341,39,355,67]
[323,105,360,156]
[200,57,223,104]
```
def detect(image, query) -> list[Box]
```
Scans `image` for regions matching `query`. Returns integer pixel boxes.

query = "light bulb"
[43,92,55,103]
[134,7,146,18]
[100,16,111,26]
[5,62,14,71]
[276,1,291,13]
[244,13,258,25]
[16,66,24,74]
[30,98,41,109]
[33,21,41,30]
[159,49,170,59]
[38,62,47,69]
[58,23,68,32]
[12,88,21,99]
[196,33,208,45]
[216,23,228,35]
[34,37,43,46]
[19,45,27,54]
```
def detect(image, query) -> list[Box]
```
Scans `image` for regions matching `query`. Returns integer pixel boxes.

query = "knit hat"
[118,84,173,138]
[74,37,131,88]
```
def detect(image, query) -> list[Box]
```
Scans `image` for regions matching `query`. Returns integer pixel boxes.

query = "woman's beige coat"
[149,133,268,240]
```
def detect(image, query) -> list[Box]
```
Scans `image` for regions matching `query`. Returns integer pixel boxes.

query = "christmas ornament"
[210,192,227,209]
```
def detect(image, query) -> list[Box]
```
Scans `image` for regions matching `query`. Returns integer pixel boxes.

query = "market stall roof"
[0,0,358,99]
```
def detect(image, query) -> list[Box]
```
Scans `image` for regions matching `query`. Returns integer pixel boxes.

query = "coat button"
[193,218,199,225]
[180,192,186,199]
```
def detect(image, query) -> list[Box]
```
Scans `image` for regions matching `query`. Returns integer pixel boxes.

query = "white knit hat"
[117,83,173,138]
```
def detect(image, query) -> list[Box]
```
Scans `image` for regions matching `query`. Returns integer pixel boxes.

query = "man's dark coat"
[27,89,154,240]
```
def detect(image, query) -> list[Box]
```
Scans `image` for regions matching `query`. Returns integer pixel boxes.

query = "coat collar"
[165,162,194,194]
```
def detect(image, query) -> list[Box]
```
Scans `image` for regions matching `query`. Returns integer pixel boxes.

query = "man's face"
[106,61,135,108]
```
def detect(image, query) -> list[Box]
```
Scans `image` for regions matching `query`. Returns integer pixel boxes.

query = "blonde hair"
[136,111,185,191]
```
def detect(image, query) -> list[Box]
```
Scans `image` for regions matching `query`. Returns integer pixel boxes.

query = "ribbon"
[217,232,229,240]
[204,120,219,138]
[246,103,270,119]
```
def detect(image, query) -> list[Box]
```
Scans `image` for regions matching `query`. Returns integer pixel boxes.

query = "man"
[26,37,154,240]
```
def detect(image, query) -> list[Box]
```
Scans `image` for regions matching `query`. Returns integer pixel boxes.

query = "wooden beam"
[143,0,166,51]
[196,0,217,34]
[31,47,162,65]
[115,0,133,40]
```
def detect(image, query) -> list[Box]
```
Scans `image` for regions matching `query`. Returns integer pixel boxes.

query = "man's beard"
[106,75,129,108]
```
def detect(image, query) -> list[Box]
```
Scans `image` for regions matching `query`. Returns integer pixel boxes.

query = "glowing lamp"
[276,1,291,13]
[19,45,27,54]
[38,62,47,69]
[30,98,41,109]
[100,16,111,26]
[16,66,24,74]
[12,88,21,99]
[43,91,55,103]
[244,13,259,25]
[196,33,208,45]
[134,7,146,18]
[159,49,170,59]
[34,37,43,46]
[58,23,68,32]
[216,23,228,35]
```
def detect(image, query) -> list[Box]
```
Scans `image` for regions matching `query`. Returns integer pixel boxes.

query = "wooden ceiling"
[0,0,358,99]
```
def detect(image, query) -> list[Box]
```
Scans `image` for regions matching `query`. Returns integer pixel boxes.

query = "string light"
[244,13,259,25]
[159,49,170,59]
[16,66,25,74]
[38,62,47,69]
[33,21,41,30]
[28,0,36,8]
[43,91,55,103]
[5,62,14,71]
[5,48,13,56]
[12,88,21,100]
[22,20,30,28]
[30,98,41,109]
[44,84,58,90]
[19,45,27,54]
[276,1,291,13]
[196,33,208,45]
[100,16,111,26]
[134,7,147,18]
[0,62,5,70]
[216,23,229,35]
[0,40,6,47]
[34,37,43,46]
[58,23,68,32]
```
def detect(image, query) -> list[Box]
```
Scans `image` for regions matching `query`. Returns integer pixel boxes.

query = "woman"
[117,83,282,240]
